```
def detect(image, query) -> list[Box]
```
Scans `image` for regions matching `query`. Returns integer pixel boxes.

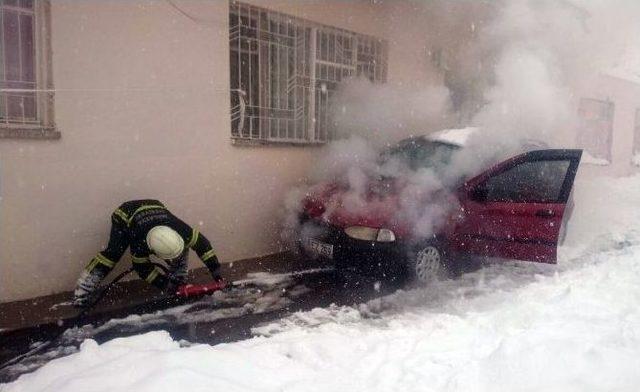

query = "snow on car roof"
[605,49,640,85]
[425,127,478,147]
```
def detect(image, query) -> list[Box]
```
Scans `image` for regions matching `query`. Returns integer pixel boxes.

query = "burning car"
[295,128,582,283]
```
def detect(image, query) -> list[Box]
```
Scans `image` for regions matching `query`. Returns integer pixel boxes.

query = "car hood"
[302,178,412,238]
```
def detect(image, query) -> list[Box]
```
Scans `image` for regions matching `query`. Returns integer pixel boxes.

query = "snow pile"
[426,127,478,147]
[580,151,610,166]
[606,42,640,84]
[4,175,640,391]
[4,245,640,392]
[561,174,640,258]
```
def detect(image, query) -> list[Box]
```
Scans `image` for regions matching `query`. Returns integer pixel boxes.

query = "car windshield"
[379,139,460,172]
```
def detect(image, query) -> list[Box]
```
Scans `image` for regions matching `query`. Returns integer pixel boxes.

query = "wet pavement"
[0,267,407,383]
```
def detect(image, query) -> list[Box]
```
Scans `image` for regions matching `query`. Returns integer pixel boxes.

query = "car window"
[482,159,571,203]
[380,140,459,172]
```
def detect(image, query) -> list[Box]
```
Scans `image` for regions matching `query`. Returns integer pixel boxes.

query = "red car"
[296,128,582,283]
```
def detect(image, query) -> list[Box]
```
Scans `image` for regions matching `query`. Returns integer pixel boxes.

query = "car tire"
[406,240,450,284]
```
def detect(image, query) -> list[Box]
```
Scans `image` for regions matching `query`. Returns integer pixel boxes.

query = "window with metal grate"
[0,0,56,139]
[229,2,387,145]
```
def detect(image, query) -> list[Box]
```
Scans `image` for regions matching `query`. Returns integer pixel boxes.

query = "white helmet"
[146,226,184,260]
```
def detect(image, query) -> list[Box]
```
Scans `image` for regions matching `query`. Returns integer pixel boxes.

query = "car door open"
[452,149,582,263]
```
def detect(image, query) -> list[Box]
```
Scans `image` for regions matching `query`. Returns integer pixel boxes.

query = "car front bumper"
[298,215,408,276]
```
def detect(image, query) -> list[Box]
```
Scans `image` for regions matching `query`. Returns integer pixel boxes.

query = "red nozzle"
[176,280,227,298]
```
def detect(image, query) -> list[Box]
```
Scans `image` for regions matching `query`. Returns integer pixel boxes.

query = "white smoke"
[281,135,456,245]
[282,0,640,249]
[463,0,640,145]
[330,78,453,144]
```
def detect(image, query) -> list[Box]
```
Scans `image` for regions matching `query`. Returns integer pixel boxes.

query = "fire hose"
[0,263,227,371]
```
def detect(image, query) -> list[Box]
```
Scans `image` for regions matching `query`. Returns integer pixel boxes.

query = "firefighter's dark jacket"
[85,200,220,289]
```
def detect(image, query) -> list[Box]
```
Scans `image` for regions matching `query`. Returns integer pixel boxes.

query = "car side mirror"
[470,186,488,202]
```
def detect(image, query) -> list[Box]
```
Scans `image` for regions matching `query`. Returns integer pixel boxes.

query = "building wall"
[0,0,451,302]
[574,74,640,179]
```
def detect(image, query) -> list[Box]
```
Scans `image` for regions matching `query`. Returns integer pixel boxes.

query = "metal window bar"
[0,0,38,126]
[229,2,387,144]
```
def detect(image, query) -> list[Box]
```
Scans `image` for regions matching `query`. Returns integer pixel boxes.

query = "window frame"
[576,97,614,165]
[478,159,572,204]
[381,139,460,172]
[229,2,387,146]
[466,150,583,206]
[0,0,57,140]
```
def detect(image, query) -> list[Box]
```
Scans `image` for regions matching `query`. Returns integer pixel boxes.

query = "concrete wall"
[0,0,450,301]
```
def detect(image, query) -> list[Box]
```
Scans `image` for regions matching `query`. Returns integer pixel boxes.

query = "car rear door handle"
[535,209,555,218]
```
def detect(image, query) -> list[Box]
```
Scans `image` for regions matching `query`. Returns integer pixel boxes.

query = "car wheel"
[407,242,447,284]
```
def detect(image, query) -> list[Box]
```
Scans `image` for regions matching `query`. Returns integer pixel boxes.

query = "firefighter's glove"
[205,255,222,281]
[166,261,188,287]
[165,275,184,295]
[73,270,103,308]
[208,264,223,282]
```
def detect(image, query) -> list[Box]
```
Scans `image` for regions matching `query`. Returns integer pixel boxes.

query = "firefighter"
[73,199,222,307]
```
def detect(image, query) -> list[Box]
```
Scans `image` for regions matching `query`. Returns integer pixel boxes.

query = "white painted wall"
[574,74,640,178]
[0,0,453,301]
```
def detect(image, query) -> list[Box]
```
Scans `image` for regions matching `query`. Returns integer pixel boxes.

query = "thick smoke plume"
[330,79,452,145]
[282,0,640,248]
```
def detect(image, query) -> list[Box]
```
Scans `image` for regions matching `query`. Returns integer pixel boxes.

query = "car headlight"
[344,226,396,242]
[344,226,379,241]
[376,228,396,242]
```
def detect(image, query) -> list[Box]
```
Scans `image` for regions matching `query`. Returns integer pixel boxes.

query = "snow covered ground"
[3,174,640,392]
